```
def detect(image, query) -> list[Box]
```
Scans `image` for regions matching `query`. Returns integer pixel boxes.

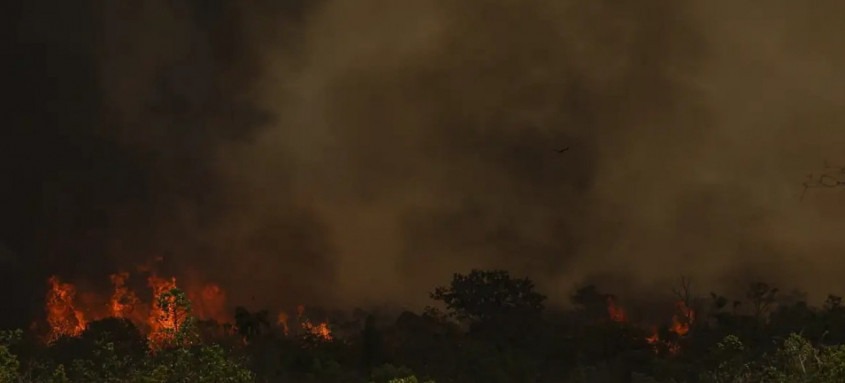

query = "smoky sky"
[4,0,845,327]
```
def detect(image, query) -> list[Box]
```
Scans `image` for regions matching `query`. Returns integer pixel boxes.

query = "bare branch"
[800,161,845,200]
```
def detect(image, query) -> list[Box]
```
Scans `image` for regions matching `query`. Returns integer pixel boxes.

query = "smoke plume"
[5,0,845,327]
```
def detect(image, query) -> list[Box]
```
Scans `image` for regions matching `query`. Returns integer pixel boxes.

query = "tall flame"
[45,276,86,342]
[109,272,140,319]
[43,270,235,348]
[147,275,182,348]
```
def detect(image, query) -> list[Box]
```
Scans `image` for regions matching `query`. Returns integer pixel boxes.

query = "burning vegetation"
[42,271,333,348]
[13,269,845,382]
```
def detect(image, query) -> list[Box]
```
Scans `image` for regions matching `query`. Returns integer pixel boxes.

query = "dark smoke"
[4,0,845,328]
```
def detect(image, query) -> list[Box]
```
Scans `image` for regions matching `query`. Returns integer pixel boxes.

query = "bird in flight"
[554,147,569,153]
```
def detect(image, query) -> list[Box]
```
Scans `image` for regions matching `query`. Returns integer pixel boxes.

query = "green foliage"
[700,333,845,383]
[368,364,434,383]
[138,344,254,383]
[15,271,845,383]
[386,376,435,383]
[0,330,22,383]
[1,288,253,383]
[156,288,200,348]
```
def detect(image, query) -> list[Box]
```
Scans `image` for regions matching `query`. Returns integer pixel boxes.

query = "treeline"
[4,269,845,382]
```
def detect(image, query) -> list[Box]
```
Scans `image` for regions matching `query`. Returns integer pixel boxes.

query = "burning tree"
[148,283,197,350]
[45,276,87,343]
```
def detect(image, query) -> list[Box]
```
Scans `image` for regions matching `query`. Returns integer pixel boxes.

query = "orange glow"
[42,269,234,348]
[293,305,332,341]
[147,275,182,349]
[670,301,695,336]
[109,272,140,319]
[606,296,627,323]
[277,312,290,336]
[45,276,87,342]
[642,301,695,355]
[188,283,228,324]
[645,327,660,346]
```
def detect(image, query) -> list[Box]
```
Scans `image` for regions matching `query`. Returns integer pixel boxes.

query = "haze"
[4,0,845,327]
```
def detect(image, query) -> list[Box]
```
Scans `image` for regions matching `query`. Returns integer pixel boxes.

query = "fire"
[277,312,290,336]
[606,296,627,323]
[279,304,332,341]
[45,276,87,342]
[643,301,696,355]
[645,327,660,345]
[670,301,695,336]
[109,272,140,319]
[188,283,228,324]
[41,271,334,348]
[42,271,232,348]
[147,275,184,348]
[302,321,332,340]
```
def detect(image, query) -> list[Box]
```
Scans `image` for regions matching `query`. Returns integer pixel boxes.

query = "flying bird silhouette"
[554,147,569,153]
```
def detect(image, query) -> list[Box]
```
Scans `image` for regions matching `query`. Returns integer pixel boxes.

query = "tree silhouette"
[430,269,546,325]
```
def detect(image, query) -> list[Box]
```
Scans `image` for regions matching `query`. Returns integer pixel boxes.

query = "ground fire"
[604,297,696,355]
[43,273,333,346]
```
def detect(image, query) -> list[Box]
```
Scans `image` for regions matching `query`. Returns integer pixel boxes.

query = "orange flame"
[43,270,233,348]
[109,272,140,319]
[670,301,695,336]
[147,275,183,348]
[45,276,87,342]
[294,305,332,341]
[277,312,290,336]
[645,327,660,346]
[643,301,695,355]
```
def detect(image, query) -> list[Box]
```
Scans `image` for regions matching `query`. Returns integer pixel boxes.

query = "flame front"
[42,271,243,348]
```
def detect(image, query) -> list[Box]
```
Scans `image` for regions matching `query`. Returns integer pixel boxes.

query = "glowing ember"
[606,296,627,323]
[303,321,332,340]
[277,312,290,336]
[294,305,333,341]
[45,276,87,342]
[645,327,660,346]
[642,301,695,355]
[670,301,695,336]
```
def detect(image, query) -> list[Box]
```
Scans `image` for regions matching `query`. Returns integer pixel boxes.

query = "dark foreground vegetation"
[4,270,845,382]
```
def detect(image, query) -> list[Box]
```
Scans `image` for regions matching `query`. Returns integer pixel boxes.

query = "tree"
[429,269,546,325]
[0,330,22,382]
[746,282,779,323]
[361,314,383,375]
[234,307,272,341]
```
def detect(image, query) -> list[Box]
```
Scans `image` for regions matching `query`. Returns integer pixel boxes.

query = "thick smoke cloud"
[5,0,845,326]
